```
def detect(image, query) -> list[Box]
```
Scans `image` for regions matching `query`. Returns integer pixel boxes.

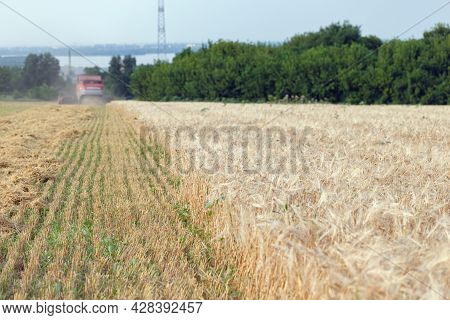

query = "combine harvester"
[59,75,105,105]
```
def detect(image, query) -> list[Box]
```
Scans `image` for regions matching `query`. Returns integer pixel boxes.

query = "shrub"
[27,84,59,101]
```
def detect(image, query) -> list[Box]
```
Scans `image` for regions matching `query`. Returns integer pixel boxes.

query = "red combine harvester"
[76,75,104,103]
[59,75,105,105]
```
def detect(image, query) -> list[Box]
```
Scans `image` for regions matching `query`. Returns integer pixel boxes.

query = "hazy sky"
[0,0,448,46]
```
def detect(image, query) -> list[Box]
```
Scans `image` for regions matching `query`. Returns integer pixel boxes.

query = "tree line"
[1,22,447,104]
[0,53,136,100]
[0,53,62,100]
[131,22,449,105]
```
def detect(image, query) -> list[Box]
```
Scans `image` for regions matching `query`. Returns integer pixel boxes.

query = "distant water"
[56,53,175,68]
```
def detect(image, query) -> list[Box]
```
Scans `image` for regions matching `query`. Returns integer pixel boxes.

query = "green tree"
[285,21,362,53]
[123,55,137,98]
[0,67,13,94]
[22,53,60,89]
[108,55,123,97]
[107,55,137,98]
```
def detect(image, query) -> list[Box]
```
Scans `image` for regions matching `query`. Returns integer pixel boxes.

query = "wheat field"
[0,101,448,300]
[120,101,449,299]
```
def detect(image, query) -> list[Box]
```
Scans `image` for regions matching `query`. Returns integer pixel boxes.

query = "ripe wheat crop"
[120,101,449,300]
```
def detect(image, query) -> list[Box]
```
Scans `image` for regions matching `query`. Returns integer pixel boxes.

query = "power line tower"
[157,0,167,61]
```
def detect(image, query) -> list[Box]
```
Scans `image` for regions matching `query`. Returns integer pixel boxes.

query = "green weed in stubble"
[73,108,105,298]
[28,118,97,298]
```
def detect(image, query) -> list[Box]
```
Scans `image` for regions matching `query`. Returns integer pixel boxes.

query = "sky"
[0,0,448,46]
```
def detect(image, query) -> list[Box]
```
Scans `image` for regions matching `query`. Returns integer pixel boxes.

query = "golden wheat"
[119,101,449,300]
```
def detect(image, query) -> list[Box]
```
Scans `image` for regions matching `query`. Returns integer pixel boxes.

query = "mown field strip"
[13,111,99,299]
[0,110,97,299]
[118,112,201,299]
[0,137,72,277]
[0,103,33,117]
[38,108,106,299]
[0,139,71,276]
[2,105,239,300]
[118,110,237,299]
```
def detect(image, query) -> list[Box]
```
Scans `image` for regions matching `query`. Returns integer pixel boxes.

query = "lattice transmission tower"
[157,0,167,60]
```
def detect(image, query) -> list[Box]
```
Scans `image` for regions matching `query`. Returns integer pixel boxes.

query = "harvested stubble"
[0,102,35,117]
[0,104,92,234]
[0,102,235,299]
[119,101,450,300]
